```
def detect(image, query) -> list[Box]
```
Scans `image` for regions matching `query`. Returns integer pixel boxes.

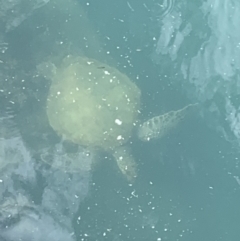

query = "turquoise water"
[1,0,240,240]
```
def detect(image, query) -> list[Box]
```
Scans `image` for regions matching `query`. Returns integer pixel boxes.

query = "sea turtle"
[38,55,198,182]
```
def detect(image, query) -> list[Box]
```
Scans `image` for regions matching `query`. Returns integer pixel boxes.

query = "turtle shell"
[46,55,141,151]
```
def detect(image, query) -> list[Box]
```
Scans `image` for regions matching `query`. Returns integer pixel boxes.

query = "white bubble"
[117,135,123,140]
[104,70,110,75]
[115,119,122,125]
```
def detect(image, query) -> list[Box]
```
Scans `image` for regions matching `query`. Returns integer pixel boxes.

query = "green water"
[1,0,240,240]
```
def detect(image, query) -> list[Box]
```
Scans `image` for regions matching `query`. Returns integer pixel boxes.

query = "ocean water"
[1,0,240,240]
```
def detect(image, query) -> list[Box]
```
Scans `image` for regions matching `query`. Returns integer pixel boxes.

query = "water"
[1,0,240,240]
[0,0,50,32]
[150,0,240,146]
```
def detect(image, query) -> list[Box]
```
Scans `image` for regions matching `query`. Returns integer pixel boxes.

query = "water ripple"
[154,0,175,20]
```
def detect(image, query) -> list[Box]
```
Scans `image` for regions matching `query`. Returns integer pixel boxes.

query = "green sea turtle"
[38,55,198,182]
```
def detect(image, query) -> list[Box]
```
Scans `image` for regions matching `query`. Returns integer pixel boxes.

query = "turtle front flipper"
[138,103,199,141]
